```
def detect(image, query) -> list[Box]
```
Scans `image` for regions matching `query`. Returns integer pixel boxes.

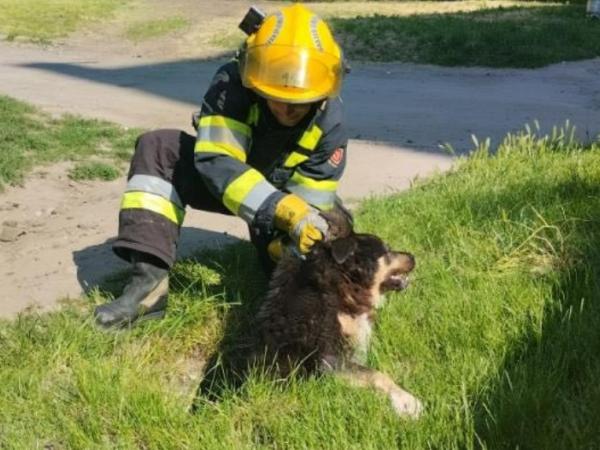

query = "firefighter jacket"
[194,60,347,234]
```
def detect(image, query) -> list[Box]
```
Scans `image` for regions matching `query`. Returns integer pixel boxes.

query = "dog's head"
[314,208,416,303]
[328,233,415,292]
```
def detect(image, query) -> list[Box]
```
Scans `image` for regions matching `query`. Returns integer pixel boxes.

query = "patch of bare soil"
[0,162,247,318]
[0,163,127,316]
[53,0,285,61]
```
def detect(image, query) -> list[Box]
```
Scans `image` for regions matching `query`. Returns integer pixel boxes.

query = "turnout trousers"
[113,129,273,271]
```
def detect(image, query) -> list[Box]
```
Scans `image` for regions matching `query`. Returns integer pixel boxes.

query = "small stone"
[0,226,22,242]
[0,202,19,211]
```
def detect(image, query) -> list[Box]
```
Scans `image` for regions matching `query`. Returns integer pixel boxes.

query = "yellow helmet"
[239,4,344,104]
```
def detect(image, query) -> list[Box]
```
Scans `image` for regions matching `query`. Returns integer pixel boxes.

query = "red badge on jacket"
[328,147,344,167]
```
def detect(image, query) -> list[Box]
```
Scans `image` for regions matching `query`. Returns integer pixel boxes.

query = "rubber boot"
[94,254,169,328]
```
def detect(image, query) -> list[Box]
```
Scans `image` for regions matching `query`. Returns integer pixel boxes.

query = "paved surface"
[0,40,599,317]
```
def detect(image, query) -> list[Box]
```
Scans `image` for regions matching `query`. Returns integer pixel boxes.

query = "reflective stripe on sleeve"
[285,172,338,210]
[285,123,322,168]
[298,124,323,150]
[126,174,183,209]
[199,127,250,155]
[199,115,252,137]
[195,141,247,162]
[223,169,278,222]
[121,191,185,225]
[283,151,310,168]
[195,115,251,162]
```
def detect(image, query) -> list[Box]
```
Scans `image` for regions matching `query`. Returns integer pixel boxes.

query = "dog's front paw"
[389,390,423,419]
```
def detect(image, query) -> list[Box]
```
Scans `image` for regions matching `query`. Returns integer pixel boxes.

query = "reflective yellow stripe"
[121,191,185,225]
[298,125,323,150]
[198,125,250,155]
[223,169,266,215]
[317,201,335,211]
[195,141,247,162]
[290,172,338,192]
[283,152,310,168]
[246,103,260,126]
[199,115,251,137]
[285,185,336,211]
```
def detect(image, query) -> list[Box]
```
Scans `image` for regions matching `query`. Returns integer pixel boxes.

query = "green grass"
[1,123,599,448]
[0,0,128,43]
[68,161,122,181]
[332,3,600,67]
[125,16,191,43]
[210,29,247,50]
[0,95,140,189]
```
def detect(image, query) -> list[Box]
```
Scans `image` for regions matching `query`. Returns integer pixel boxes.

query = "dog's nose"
[401,252,416,271]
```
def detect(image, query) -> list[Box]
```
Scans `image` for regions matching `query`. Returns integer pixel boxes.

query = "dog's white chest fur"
[354,313,372,363]
[338,312,373,364]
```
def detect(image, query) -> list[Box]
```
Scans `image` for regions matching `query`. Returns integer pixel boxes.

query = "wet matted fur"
[251,210,423,418]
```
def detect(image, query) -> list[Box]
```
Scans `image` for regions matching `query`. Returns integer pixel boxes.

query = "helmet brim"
[240,45,342,103]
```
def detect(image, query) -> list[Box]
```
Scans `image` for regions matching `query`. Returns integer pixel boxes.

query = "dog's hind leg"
[325,360,423,419]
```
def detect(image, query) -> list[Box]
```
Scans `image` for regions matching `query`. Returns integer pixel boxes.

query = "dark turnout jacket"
[193,60,348,230]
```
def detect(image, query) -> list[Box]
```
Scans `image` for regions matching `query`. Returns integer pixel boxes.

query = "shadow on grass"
[80,238,270,408]
[464,178,600,448]
[170,242,270,409]
[474,262,600,449]
[72,227,241,298]
[332,2,598,68]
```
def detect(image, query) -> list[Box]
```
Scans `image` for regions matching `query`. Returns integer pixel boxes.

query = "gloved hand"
[274,194,329,254]
[267,236,302,262]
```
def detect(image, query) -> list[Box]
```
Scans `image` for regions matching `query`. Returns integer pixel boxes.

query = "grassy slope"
[0,96,140,188]
[0,0,128,43]
[332,3,600,67]
[1,125,599,449]
[125,16,191,43]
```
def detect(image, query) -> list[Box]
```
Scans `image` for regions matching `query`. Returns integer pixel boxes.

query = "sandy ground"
[0,2,599,318]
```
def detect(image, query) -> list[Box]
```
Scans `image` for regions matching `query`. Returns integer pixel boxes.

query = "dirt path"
[0,13,599,318]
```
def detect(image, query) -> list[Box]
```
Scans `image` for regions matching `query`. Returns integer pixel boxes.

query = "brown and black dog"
[252,209,423,418]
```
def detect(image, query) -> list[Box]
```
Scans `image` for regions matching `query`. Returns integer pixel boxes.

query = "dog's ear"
[330,237,357,264]
[321,206,353,240]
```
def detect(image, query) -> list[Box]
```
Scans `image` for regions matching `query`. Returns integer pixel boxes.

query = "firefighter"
[94,4,349,328]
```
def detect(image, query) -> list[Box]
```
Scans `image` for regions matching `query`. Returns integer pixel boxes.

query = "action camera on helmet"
[239,6,266,36]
